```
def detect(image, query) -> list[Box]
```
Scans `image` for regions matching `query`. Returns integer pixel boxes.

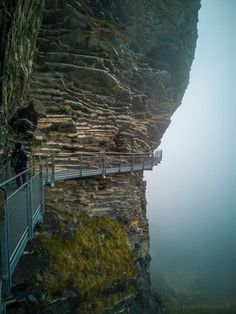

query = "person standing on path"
[11,143,28,188]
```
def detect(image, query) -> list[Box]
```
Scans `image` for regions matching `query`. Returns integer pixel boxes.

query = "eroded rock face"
[31,0,199,158]
[0,0,44,156]
[1,0,200,313]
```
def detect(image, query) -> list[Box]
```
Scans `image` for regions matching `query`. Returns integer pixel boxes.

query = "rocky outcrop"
[0,0,44,156]
[0,0,200,313]
[30,0,199,160]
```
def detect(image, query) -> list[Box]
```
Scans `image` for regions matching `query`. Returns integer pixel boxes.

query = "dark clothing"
[11,149,27,168]
[14,167,27,188]
[11,149,28,187]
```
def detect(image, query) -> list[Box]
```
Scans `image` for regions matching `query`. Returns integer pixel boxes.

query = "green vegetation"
[35,214,136,313]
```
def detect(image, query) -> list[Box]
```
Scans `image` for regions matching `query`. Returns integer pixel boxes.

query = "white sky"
[145,0,236,298]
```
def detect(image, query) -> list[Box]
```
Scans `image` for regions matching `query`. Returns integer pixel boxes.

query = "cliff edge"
[0,0,200,313]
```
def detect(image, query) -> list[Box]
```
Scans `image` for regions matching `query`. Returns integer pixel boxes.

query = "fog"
[145,0,236,312]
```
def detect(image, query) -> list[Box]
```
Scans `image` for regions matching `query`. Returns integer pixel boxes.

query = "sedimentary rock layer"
[30,0,199,161]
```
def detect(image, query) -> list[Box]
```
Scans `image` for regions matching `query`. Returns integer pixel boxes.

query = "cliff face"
[0,0,200,313]
[31,0,198,157]
[0,0,44,154]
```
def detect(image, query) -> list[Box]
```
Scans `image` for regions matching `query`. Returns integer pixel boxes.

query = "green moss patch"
[36,215,136,312]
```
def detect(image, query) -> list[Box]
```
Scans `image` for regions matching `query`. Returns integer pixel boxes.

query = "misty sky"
[145,0,236,305]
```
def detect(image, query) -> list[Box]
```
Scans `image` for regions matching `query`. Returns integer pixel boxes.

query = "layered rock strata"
[0,0,200,313]
[30,0,199,159]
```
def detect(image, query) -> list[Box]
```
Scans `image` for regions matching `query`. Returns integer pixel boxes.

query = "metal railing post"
[51,155,55,185]
[131,155,134,172]
[80,154,83,177]
[39,162,45,215]
[102,152,106,178]
[4,162,10,185]
[27,173,33,237]
[142,155,145,170]
[151,152,154,169]
[3,166,6,182]
[0,279,6,314]
[2,165,4,182]
[0,167,4,183]
[45,158,49,184]
[32,157,35,176]
[155,151,158,165]
[0,187,10,297]
[7,162,9,181]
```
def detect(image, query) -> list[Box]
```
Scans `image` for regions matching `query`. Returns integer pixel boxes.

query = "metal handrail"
[0,149,162,312]
[0,150,163,187]
[0,164,39,188]
[105,151,152,155]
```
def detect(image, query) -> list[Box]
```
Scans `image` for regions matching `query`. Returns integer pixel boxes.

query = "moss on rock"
[33,214,136,313]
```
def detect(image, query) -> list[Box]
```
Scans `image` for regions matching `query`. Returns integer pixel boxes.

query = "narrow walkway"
[0,150,162,313]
